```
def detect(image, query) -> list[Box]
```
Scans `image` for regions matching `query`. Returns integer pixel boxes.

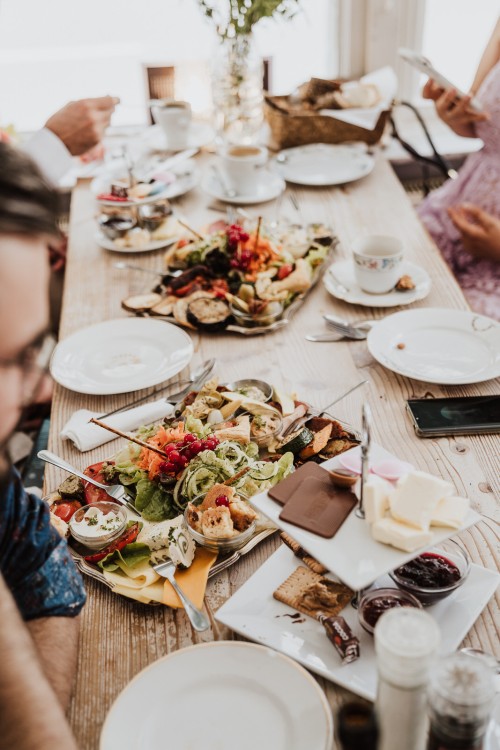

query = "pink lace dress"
[417,61,500,320]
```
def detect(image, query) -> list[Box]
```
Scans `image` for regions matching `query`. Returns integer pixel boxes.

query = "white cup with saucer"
[352,235,404,294]
[219,145,268,196]
[152,101,192,150]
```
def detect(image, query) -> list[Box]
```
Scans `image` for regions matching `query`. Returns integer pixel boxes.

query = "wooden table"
[45,154,499,750]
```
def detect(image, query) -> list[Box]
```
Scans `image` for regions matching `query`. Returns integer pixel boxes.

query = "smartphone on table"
[406,395,500,437]
[398,48,484,112]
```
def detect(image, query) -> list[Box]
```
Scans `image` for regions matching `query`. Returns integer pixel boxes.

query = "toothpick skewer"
[177,219,204,240]
[254,216,262,253]
[89,418,168,458]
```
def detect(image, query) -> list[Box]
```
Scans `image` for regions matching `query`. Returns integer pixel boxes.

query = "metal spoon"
[114,262,184,279]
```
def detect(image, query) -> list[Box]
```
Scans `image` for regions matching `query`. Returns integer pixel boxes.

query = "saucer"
[272,143,375,186]
[149,122,215,152]
[324,259,431,307]
[201,170,286,205]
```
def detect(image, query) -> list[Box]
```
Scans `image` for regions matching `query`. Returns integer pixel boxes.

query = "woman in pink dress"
[417,17,500,320]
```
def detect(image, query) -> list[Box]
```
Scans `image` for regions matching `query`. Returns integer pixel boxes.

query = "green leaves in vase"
[197,0,301,38]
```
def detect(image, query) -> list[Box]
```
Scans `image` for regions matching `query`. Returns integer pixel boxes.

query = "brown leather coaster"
[268,463,329,506]
[278,476,357,538]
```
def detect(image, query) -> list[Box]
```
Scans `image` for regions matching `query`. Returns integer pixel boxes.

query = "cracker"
[273,565,352,620]
[280,533,328,575]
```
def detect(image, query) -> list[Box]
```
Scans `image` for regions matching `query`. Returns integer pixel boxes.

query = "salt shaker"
[375,607,441,750]
[427,652,495,750]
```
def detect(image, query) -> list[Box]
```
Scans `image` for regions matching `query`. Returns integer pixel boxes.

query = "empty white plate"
[367,308,500,384]
[51,318,193,395]
[272,143,375,186]
[100,642,333,750]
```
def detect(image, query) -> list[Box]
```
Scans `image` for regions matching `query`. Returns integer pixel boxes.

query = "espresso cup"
[152,101,192,150]
[219,145,267,195]
[352,235,404,294]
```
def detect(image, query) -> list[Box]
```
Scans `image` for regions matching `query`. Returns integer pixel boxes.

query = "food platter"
[121,218,337,336]
[216,545,500,702]
[91,160,200,206]
[48,379,360,606]
[100,641,334,750]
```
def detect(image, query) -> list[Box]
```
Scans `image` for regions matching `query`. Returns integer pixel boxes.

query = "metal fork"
[152,557,210,631]
[282,380,368,438]
[37,450,141,517]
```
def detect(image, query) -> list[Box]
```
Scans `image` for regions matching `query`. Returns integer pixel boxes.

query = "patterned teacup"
[353,235,404,294]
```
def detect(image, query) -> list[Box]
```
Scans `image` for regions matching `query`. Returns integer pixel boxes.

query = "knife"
[141,148,198,182]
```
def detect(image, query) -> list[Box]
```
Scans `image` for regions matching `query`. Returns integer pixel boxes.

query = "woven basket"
[265,94,391,150]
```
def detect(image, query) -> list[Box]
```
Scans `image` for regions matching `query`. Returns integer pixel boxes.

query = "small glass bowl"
[69,501,127,550]
[183,506,256,554]
[230,300,284,329]
[98,214,136,240]
[358,587,423,635]
[389,540,471,606]
[249,405,283,447]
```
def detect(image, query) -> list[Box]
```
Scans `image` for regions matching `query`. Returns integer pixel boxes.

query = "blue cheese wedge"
[138,517,195,568]
[431,495,469,529]
[389,471,454,532]
[372,517,433,552]
[364,476,393,523]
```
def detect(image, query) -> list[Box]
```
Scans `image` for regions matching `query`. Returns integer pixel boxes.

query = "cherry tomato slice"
[84,522,140,564]
[83,461,114,504]
[52,500,82,523]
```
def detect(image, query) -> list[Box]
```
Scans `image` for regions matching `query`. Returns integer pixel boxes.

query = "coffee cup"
[352,235,404,294]
[219,145,267,195]
[152,101,192,150]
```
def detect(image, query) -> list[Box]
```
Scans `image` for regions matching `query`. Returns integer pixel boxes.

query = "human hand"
[422,79,488,138]
[448,203,500,262]
[44,97,120,156]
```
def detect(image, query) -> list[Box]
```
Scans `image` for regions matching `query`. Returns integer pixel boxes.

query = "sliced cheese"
[372,517,433,553]
[364,476,393,524]
[390,470,454,531]
[431,495,469,529]
[103,562,160,589]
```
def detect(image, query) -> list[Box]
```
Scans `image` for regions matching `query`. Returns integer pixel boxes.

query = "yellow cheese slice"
[162,547,217,609]
[102,560,161,589]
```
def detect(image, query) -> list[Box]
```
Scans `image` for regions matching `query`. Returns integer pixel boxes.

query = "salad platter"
[47,379,360,606]
[121,218,337,335]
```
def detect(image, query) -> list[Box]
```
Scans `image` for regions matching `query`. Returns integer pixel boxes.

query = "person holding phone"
[417,16,500,321]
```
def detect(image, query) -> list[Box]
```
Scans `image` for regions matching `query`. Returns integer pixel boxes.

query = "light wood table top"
[46,154,499,750]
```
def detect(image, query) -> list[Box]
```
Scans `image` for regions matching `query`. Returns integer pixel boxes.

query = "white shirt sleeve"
[22,128,74,185]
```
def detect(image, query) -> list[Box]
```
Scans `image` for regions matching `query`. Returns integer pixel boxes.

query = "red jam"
[362,595,416,629]
[394,553,461,589]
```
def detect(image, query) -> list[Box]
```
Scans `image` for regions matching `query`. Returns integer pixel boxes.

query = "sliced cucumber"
[248,461,279,481]
[277,427,314,455]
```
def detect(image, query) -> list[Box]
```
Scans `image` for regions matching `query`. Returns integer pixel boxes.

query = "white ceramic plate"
[51,318,193,395]
[324,259,431,307]
[95,231,180,254]
[201,170,285,205]
[148,122,215,151]
[91,160,200,206]
[272,143,375,186]
[216,545,500,702]
[367,308,500,384]
[100,641,333,750]
[250,443,481,591]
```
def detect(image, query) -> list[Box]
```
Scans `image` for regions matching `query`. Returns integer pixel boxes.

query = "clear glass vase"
[212,34,264,146]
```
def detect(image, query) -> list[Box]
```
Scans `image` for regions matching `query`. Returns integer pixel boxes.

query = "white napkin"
[319,66,398,130]
[61,399,174,452]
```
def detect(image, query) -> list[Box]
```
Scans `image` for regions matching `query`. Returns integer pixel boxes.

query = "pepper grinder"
[356,402,372,519]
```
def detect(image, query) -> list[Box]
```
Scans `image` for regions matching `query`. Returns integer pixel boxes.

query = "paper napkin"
[61,399,174,452]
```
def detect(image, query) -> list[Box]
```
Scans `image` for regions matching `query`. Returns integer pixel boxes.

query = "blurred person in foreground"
[23,95,119,185]
[417,16,500,320]
[0,142,85,749]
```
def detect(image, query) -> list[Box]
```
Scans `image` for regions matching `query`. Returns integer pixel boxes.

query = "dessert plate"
[201,170,286,205]
[367,308,500,384]
[91,160,200,206]
[324,259,431,307]
[51,318,193,395]
[250,443,481,591]
[100,641,333,750]
[272,143,375,186]
[216,545,500,702]
[95,232,180,254]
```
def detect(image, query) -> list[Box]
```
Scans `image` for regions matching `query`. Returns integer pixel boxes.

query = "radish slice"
[371,459,414,482]
[339,451,362,475]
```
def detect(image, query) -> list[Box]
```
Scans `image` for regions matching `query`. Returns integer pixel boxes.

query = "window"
[0,0,338,132]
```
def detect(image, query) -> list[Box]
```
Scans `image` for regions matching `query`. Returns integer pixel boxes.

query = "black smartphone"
[406,396,500,437]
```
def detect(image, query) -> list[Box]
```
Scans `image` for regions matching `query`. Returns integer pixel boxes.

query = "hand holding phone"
[406,396,500,438]
[399,48,483,113]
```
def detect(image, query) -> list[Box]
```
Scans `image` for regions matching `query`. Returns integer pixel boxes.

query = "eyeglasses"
[0,332,56,405]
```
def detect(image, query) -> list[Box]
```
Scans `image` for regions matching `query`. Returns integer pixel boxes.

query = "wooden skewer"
[177,219,204,240]
[223,466,251,487]
[89,418,168,458]
[253,216,262,253]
